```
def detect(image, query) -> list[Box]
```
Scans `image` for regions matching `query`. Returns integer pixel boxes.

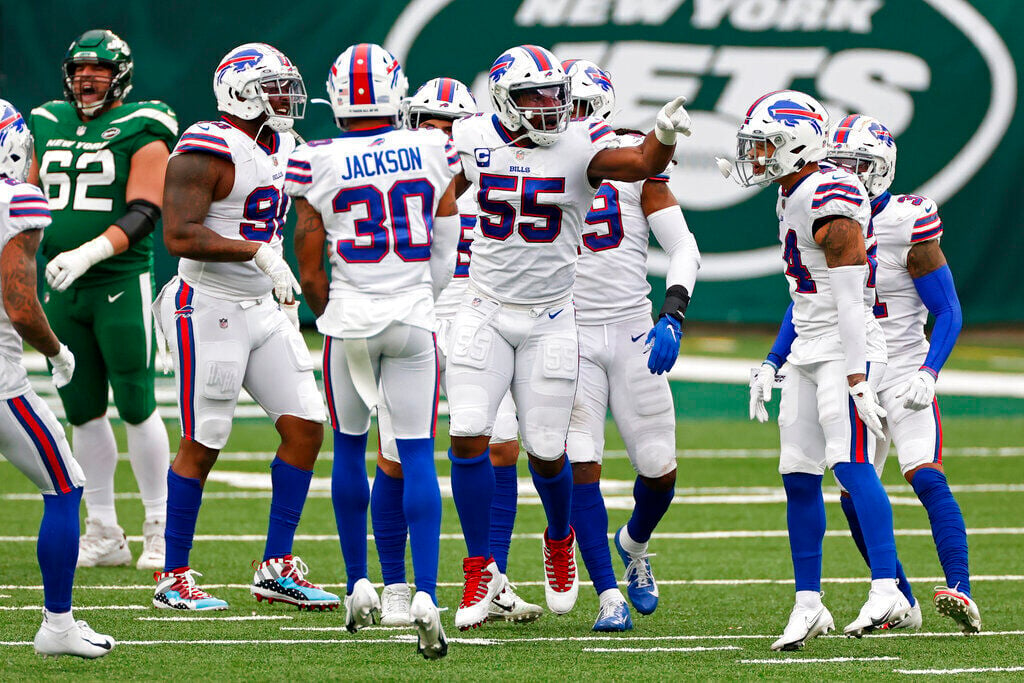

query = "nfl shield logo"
[219,318,228,329]
[514,149,526,160]
[76,125,86,136]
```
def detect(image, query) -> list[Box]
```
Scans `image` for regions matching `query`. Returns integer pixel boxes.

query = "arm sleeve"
[284,146,313,198]
[429,213,461,300]
[765,302,796,371]
[913,264,962,378]
[6,185,52,232]
[828,264,869,376]
[647,204,700,295]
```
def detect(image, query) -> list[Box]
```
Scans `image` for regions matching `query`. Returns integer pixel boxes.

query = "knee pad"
[447,383,493,438]
[194,415,233,450]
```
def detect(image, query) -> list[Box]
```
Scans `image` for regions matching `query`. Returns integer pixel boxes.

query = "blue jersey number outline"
[332,179,436,263]
[477,173,564,243]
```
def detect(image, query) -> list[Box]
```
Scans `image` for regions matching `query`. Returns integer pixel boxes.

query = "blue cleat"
[153,568,228,611]
[615,526,659,615]
[592,597,633,632]
[251,556,340,611]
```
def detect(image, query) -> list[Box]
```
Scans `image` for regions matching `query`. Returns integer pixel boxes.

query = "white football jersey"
[285,126,459,299]
[171,119,296,300]
[434,191,479,320]
[0,179,51,397]
[777,166,886,366]
[870,191,943,366]
[574,134,673,325]
[452,114,619,305]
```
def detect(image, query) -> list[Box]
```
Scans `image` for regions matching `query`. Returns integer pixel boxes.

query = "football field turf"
[1,411,1022,680]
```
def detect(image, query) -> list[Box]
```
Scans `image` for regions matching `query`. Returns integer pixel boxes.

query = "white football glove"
[849,381,888,440]
[48,344,75,389]
[749,362,777,423]
[654,95,692,145]
[253,244,301,304]
[281,301,301,332]
[45,236,114,292]
[894,369,936,411]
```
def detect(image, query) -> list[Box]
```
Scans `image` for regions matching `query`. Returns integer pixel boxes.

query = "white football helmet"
[562,59,615,121]
[327,43,409,126]
[489,45,571,146]
[826,114,897,197]
[403,77,476,129]
[0,100,33,182]
[731,90,829,187]
[213,43,306,131]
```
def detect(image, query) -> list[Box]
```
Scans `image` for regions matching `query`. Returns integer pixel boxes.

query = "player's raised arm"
[292,197,328,317]
[162,152,254,262]
[587,96,691,185]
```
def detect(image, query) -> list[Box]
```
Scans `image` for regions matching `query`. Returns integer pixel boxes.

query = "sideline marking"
[740,656,900,664]
[894,666,1024,675]
[585,646,741,653]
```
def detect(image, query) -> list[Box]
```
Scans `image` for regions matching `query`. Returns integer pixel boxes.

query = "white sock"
[43,608,75,631]
[125,411,170,522]
[73,416,119,527]
[617,525,647,556]
[598,588,626,605]
[796,590,823,609]
[871,578,900,595]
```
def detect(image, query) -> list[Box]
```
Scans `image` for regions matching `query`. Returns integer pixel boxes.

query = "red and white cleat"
[454,556,501,631]
[543,527,579,614]
[934,585,981,634]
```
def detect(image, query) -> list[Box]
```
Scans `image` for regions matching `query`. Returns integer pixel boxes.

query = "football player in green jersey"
[28,29,176,571]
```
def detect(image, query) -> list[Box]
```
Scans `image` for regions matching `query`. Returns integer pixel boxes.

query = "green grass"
[1,411,1022,680]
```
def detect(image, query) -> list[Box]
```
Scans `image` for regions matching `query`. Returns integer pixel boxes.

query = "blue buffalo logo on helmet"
[0,105,27,143]
[489,53,515,82]
[868,121,895,147]
[584,66,613,92]
[216,48,265,84]
[767,99,825,134]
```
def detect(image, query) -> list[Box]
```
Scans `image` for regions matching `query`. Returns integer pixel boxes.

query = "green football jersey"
[29,99,178,285]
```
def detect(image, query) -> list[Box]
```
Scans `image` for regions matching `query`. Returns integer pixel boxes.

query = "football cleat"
[77,517,132,568]
[380,583,413,627]
[153,568,228,611]
[844,584,912,637]
[592,597,633,632]
[344,578,381,632]
[410,591,448,660]
[488,575,543,623]
[136,518,166,571]
[934,585,982,634]
[881,600,922,630]
[34,616,115,659]
[455,556,502,631]
[771,601,835,651]
[614,526,659,615]
[543,528,579,614]
[251,555,340,611]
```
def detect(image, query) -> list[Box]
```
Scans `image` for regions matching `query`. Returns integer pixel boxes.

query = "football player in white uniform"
[561,60,701,632]
[0,100,114,659]
[373,77,543,627]
[723,90,911,649]
[287,44,455,660]
[154,43,337,613]
[445,44,692,630]
[826,115,978,633]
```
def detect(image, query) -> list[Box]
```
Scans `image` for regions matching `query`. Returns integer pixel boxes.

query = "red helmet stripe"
[522,45,553,71]
[349,43,374,105]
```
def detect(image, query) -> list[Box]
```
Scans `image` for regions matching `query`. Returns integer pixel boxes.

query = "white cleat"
[542,528,579,615]
[488,575,543,623]
[881,600,922,631]
[410,591,448,660]
[34,616,115,659]
[344,578,381,633]
[844,585,912,637]
[136,518,165,571]
[380,583,412,627]
[771,602,835,651]
[934,586,982,634]
[77,517,132,568]
[455,556,502,631]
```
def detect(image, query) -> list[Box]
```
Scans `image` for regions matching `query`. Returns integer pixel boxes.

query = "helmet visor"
[510,82,571,133]
[260,75,307,121]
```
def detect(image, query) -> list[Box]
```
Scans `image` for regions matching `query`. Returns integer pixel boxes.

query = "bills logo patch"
[767,99,824,134]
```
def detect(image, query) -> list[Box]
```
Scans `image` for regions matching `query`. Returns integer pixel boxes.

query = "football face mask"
[510,83,571,135]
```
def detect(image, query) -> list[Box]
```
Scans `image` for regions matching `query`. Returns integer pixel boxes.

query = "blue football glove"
[644,315,682,375]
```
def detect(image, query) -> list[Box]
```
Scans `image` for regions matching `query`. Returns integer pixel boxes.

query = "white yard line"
[584,646,741,653]
[136,615,294,622]
[894,666,1024,675]
[740,656,900,664]
[0,604,147,611]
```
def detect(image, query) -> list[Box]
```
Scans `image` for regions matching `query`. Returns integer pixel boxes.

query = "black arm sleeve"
[658,284,691,322]
[113,199,161,246]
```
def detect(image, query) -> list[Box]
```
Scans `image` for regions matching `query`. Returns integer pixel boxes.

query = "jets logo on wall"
[385,0,1016,282]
